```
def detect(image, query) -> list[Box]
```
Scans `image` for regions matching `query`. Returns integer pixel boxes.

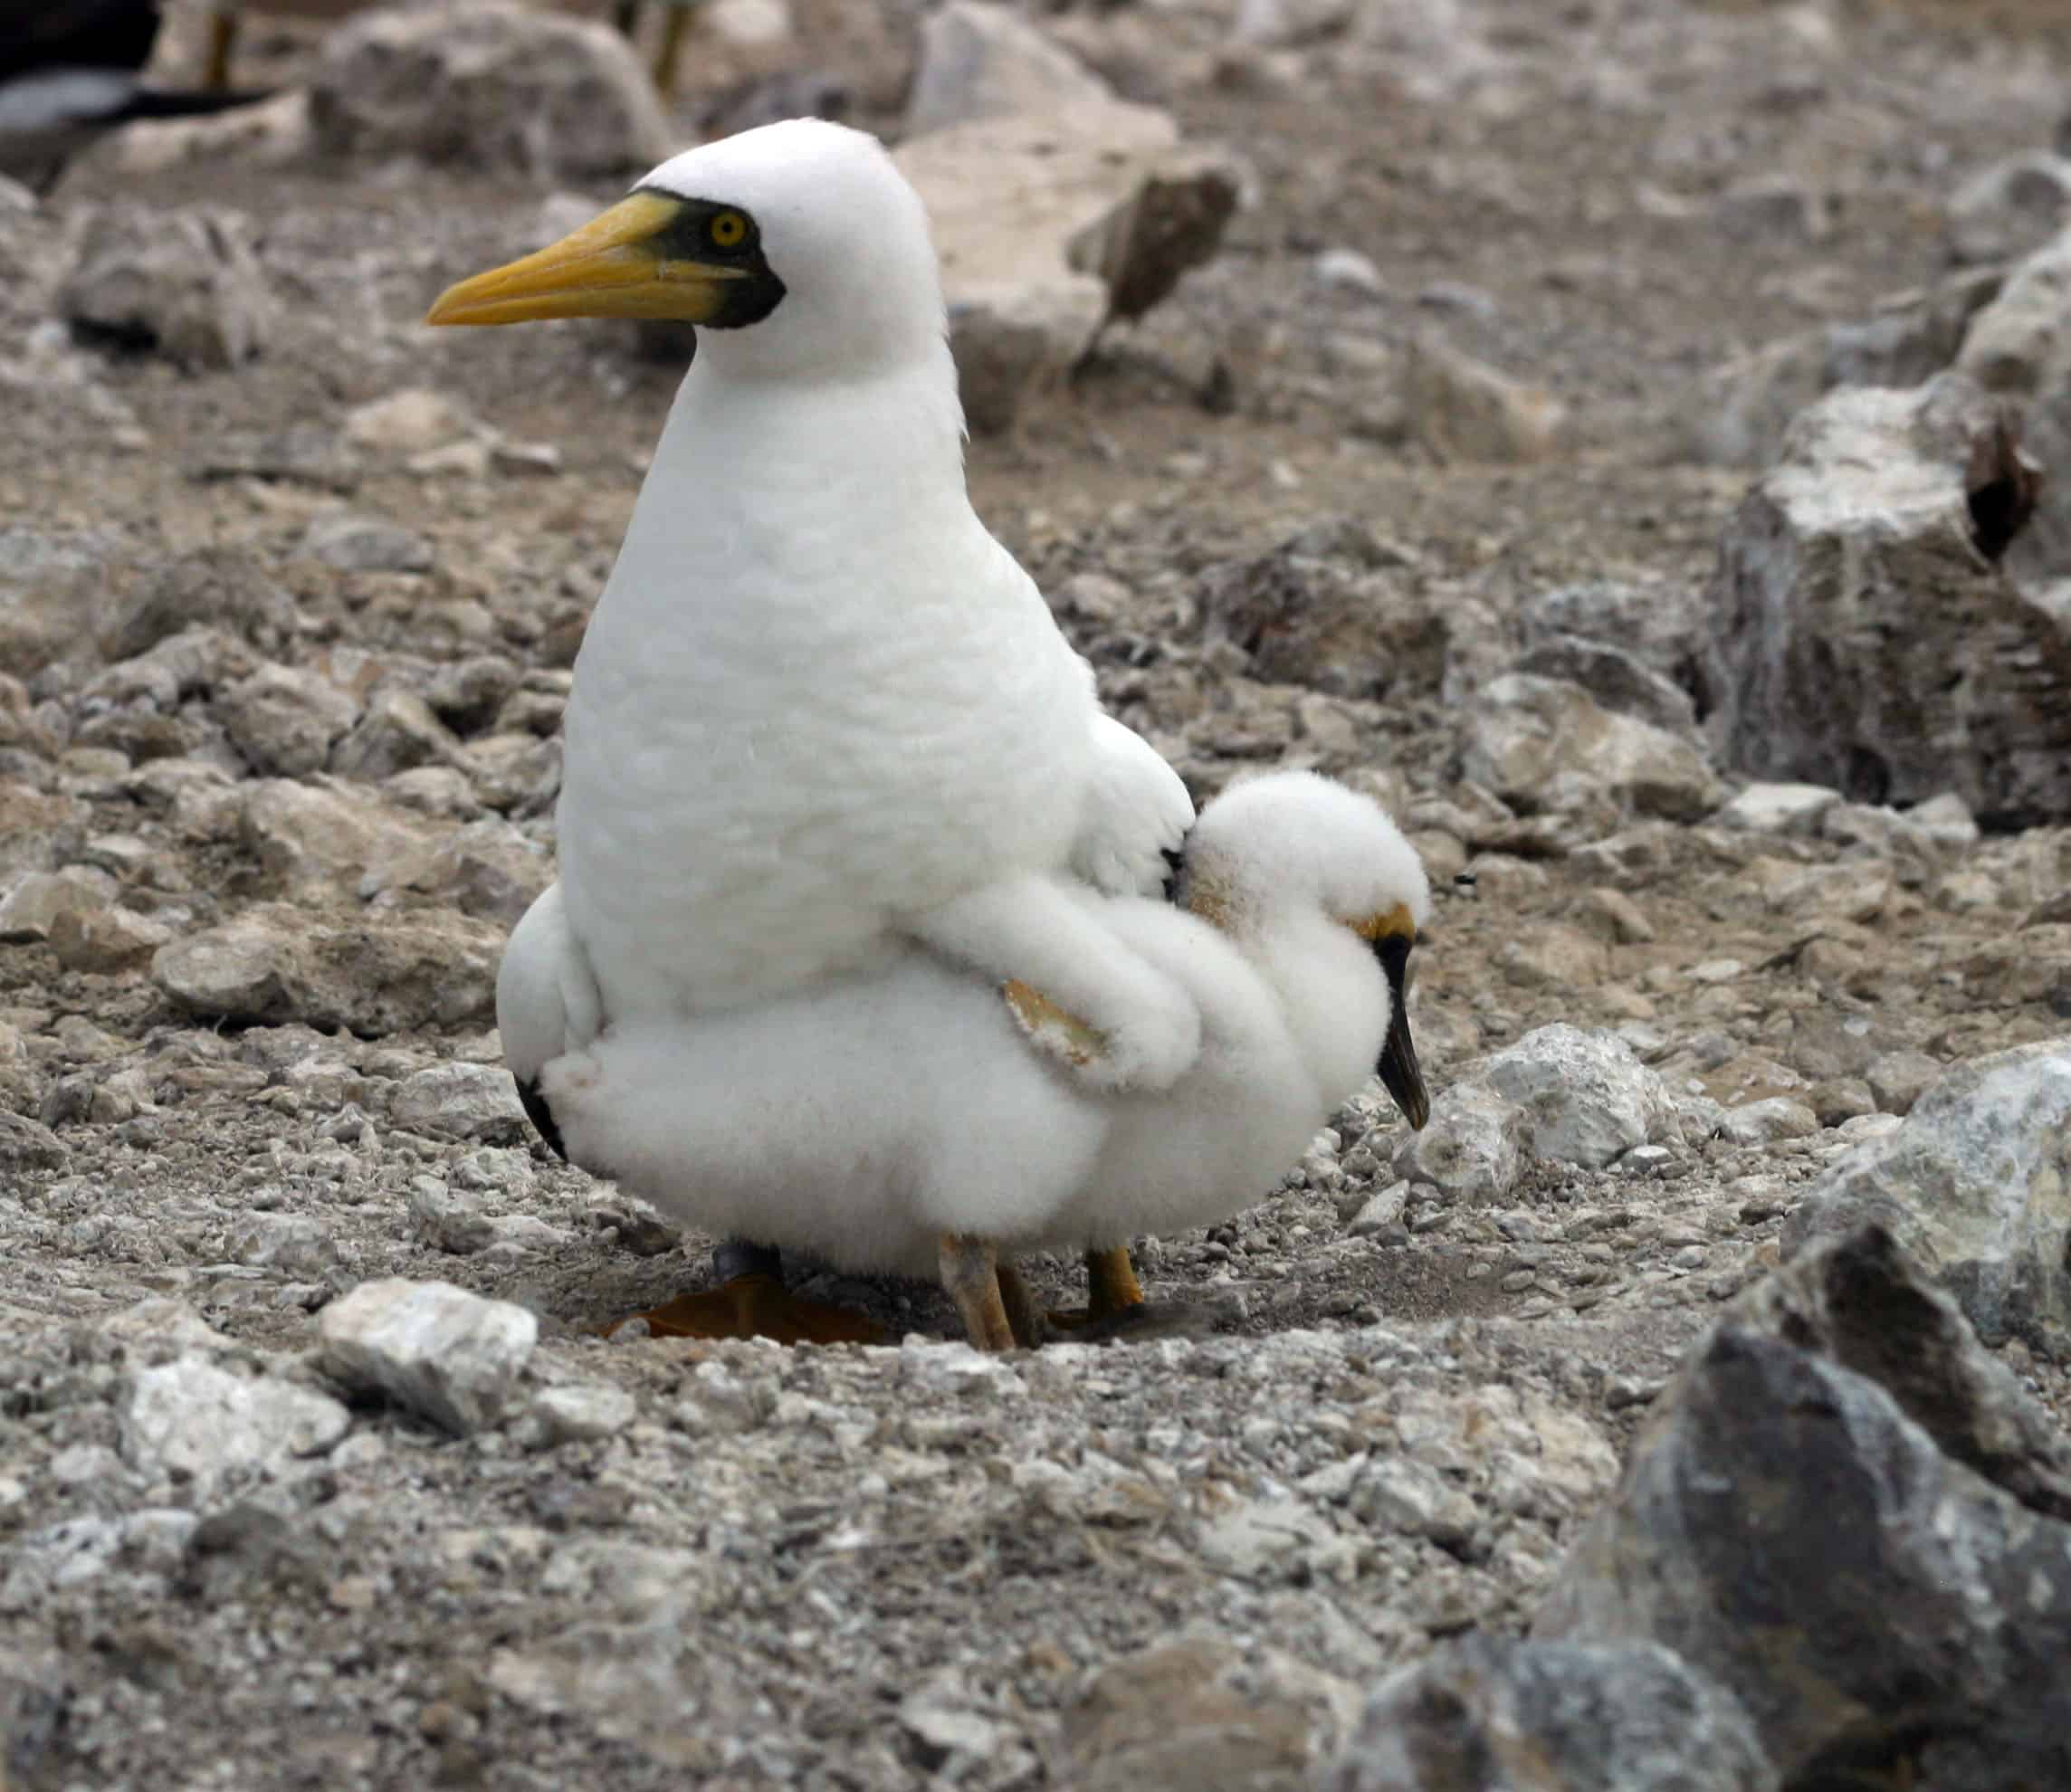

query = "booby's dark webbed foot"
[608,1241,884,1345]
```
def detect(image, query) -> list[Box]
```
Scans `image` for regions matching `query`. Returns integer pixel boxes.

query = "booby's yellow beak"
[425,192,748,328]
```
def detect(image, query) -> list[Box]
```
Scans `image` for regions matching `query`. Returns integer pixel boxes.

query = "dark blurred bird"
[0,0,272,191]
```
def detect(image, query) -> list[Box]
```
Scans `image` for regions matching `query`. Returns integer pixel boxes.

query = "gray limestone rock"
[60,205,272,371]
[1322,1635,1773,1792]
[120,1358,350,1496]
[1701,374,2064,825]
[317,1277,537,1435]
[1537,1225,2071,1790]
[310,0,672,181]
[1782,1039,2071,1355]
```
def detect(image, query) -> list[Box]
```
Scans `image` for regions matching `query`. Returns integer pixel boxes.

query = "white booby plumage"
[532,773,1431,1305]
[431,119,1200,1131]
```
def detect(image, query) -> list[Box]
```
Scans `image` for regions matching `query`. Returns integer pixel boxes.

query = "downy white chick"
[532,772,1433,1349]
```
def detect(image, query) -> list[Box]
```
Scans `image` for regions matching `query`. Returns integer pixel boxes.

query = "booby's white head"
[425,119,947,383]
[1177,771,1434,1126]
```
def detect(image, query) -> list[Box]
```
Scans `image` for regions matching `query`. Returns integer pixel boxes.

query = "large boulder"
[310,1,673,181]
[903,1,1112,138]
[1537,1225,2071,1791]
[1782,1039,2071,1356]
[896,101,1237,433]
[59,205,272,371]
[1700,373,2066,825]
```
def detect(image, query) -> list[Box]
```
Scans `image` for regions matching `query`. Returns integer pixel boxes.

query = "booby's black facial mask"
[425,191,786,331]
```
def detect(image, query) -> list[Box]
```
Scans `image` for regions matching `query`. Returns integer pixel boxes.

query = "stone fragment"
[301,514,434,576]
[240,777,433,903]
[1396,1026,1679,1201]
[1198,518,1443,698]
[1390,332,1568,464]
[0,868,109,942]
[389,1063,526,1142]
[1322,1635,1773,1792]
[1685,268,2005,469]
[1512,634,1694,731]
[1865,1048,1942,1116]
[341,389,477,459]
[153,906,501,1033]
[1782,1039,2071,1353]
[329,688,460,782]
[318,1278,537,1435]
[525,1384,636,1447]
[896,102,1236,433]
[1464,674,1723,822]
[0,525,128,675]
[216,664,361,777]
[121,1358,349,1495]
[310,0,672,180]
[60,205,271,371]
[1063,1636,1353,1792]
[1956,227,2071,401]
[0,1110,68,1172]
[903,1,1112,137]
[1945,152,2071,266]
[1715,1097,1819,1147]
[1701,374,2061,824]
[97,546,290,662]
[1538,1225,2071,1789]
[48,903,174,973]
[1713,781,1838,835]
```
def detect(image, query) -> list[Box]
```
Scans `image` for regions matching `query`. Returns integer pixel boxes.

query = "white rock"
[318,1277,537,1435]
[896,103,1236,434]
[1393,1080,1522,1203]
[526,1384,636,1446]
[120,1357,349,1494]
[1956,226,2071,399]
[1482,1025,1684,1169]
[389,1062,525,1141]
[1717,1098,1821,1148]
[903,1,1112,138]
[1714,782,1841,836]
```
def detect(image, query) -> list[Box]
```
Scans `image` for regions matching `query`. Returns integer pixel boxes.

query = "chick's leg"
[940,1235,1017,1352]
[1048,1245,1147,1330]
[612,1242,885,1345]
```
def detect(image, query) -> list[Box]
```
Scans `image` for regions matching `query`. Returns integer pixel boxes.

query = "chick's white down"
[520,119,1193,1077]
[534,774,1432,1278]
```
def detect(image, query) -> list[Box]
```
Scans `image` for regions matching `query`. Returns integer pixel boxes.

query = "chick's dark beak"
[1372,933,1429,1130]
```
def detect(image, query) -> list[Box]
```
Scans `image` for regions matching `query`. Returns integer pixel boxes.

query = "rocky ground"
[4,0,2071,1788]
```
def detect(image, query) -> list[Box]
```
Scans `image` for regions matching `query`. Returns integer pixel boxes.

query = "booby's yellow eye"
[709,211,749,250]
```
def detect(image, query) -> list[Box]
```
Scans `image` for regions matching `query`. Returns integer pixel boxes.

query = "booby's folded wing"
[496,882,605,1159]
[908,872,1201,1092]
[1071,710,1194,901]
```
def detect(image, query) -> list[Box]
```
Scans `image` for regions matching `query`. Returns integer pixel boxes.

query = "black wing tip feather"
[515,1074,568,1162]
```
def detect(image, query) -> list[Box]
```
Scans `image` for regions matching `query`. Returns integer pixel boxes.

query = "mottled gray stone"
[318,1277,537,1435]
[1323,1635,1773,1792]
[1783,1039,2071,1353]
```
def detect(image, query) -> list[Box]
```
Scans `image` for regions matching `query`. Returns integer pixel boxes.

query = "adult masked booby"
[0,0,272,191]
[531,772,1432,1350]
[430,119,1199,1339]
